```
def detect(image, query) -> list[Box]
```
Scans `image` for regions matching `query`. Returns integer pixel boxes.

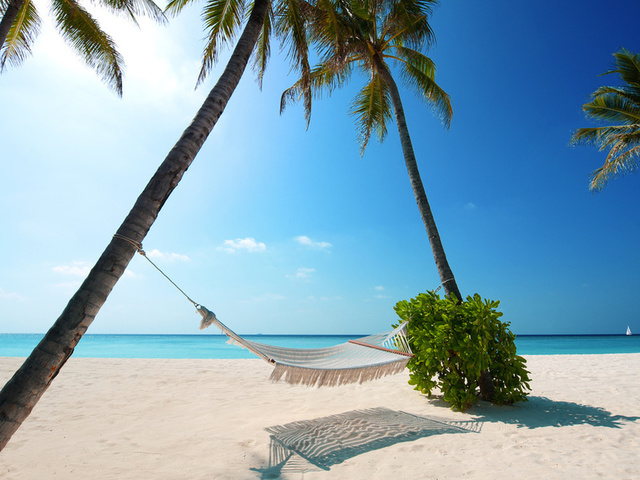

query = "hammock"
[113,236,413,388]
[197,306,413,387]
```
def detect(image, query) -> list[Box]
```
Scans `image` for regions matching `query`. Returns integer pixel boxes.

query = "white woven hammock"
[197,306,413,387]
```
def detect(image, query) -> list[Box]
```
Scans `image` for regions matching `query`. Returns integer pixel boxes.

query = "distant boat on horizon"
[626,325,632,336]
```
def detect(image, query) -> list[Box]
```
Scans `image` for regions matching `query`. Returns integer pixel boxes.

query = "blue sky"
[1,0,639,335]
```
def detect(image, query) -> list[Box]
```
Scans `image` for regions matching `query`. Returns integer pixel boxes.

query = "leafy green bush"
[394,291,531,411]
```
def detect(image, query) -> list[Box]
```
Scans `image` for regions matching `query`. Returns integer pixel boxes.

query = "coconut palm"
[282,0,461,300]
[571,48,640,191]
[0,0,311,450]
[0,0,166,95]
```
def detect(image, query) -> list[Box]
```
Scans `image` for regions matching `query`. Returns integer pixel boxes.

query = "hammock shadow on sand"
[467,395,640,429]
[252,407,479,477]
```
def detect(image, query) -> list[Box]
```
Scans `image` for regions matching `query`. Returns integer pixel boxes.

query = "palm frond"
[164,0,196,16]
[308,0,352,62]
[384,0,435,50]
[281,60,352,125]
[590,145,640,191]
[252,0,272,88]
[394,45,451,127]
[583,93,640,125]
[196,0,247,86]
[570,125,640,147]
[610,49,640,87]
[349,73,392,154]
[51,0,124,95]
[96,0,167,26]
[0,0,40,70]
[274,0,312,115]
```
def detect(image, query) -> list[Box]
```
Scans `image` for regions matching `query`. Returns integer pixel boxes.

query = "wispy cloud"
[53,261,92,278]
[219,237,266,253]
[372,285,389,299]
[146,249,190,262]
[53,260,136,280]
[464,202,478,211]
[287,267,316,281]
[294,235,332,250]
[306,295,343,302]
[0,287,26,301]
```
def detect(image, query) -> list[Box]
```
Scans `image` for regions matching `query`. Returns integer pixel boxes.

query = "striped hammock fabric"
[197,306,413,387]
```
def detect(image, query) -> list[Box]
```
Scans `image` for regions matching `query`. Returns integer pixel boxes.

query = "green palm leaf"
[97,0,166,25]
[197,0,247,86]
[274,0,311,115]
[349,73,391,153]
[583,94,640,125]
[280,60,352,125]
[393,44,451,127]
[385,0,435,50]
[164,0,195,16]
[0,0,40,70]
[252,1,273,88]
[608,48,640,89]
[590,145,640,191]
[281,0,451,152]
[571,125,640,147]
[573,48,640,190]
[51,0,124,95]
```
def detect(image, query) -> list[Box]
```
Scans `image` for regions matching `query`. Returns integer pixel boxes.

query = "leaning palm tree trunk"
[374,56,462,301]
[0,0,24,48]
[0,0,268,451]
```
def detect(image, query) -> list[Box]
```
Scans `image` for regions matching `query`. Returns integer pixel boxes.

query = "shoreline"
[1,354,639,479]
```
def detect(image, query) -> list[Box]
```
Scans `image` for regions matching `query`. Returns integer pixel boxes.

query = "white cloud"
[287,267,316,281]
[294,235,332,250]
[219,237,266,253]
[464,202,478,211]
[53,261,91,278]
[373,285,389,299]
[146,249,190,262]
[306,295,343,302]
[0,288,26,301]
[53,261,137,281]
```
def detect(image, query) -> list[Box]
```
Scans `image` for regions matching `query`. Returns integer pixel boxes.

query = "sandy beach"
[0,354,638,479]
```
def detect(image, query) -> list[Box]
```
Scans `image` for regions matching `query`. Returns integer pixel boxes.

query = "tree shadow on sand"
[251,407,479,478]
[445,395,640,430]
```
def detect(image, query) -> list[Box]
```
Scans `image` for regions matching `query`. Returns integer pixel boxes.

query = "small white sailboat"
[626,325,632,336]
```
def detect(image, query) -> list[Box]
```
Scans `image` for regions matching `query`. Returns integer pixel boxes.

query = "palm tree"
[571,48,640,191]
[282,0,461,300]
[0,0,311,450]
[0,0,165,95]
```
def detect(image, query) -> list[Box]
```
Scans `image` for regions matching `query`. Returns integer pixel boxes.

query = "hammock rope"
[116,234,413,387]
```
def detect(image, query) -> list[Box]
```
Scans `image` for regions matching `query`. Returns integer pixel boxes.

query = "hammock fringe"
[270,359,410,387]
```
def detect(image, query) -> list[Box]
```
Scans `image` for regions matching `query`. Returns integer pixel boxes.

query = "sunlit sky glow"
[1,0,639,335]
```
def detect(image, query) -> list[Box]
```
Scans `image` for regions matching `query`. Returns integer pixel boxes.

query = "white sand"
[0,354,638,479]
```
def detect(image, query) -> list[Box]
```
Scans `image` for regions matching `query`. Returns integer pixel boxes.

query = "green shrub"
[394,291,531,411]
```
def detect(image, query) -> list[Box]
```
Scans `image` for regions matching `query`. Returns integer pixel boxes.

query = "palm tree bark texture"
[372,54,462,301]
[0,0,269,451]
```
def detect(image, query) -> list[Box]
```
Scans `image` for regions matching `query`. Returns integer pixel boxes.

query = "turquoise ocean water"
[1,333,639,359]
